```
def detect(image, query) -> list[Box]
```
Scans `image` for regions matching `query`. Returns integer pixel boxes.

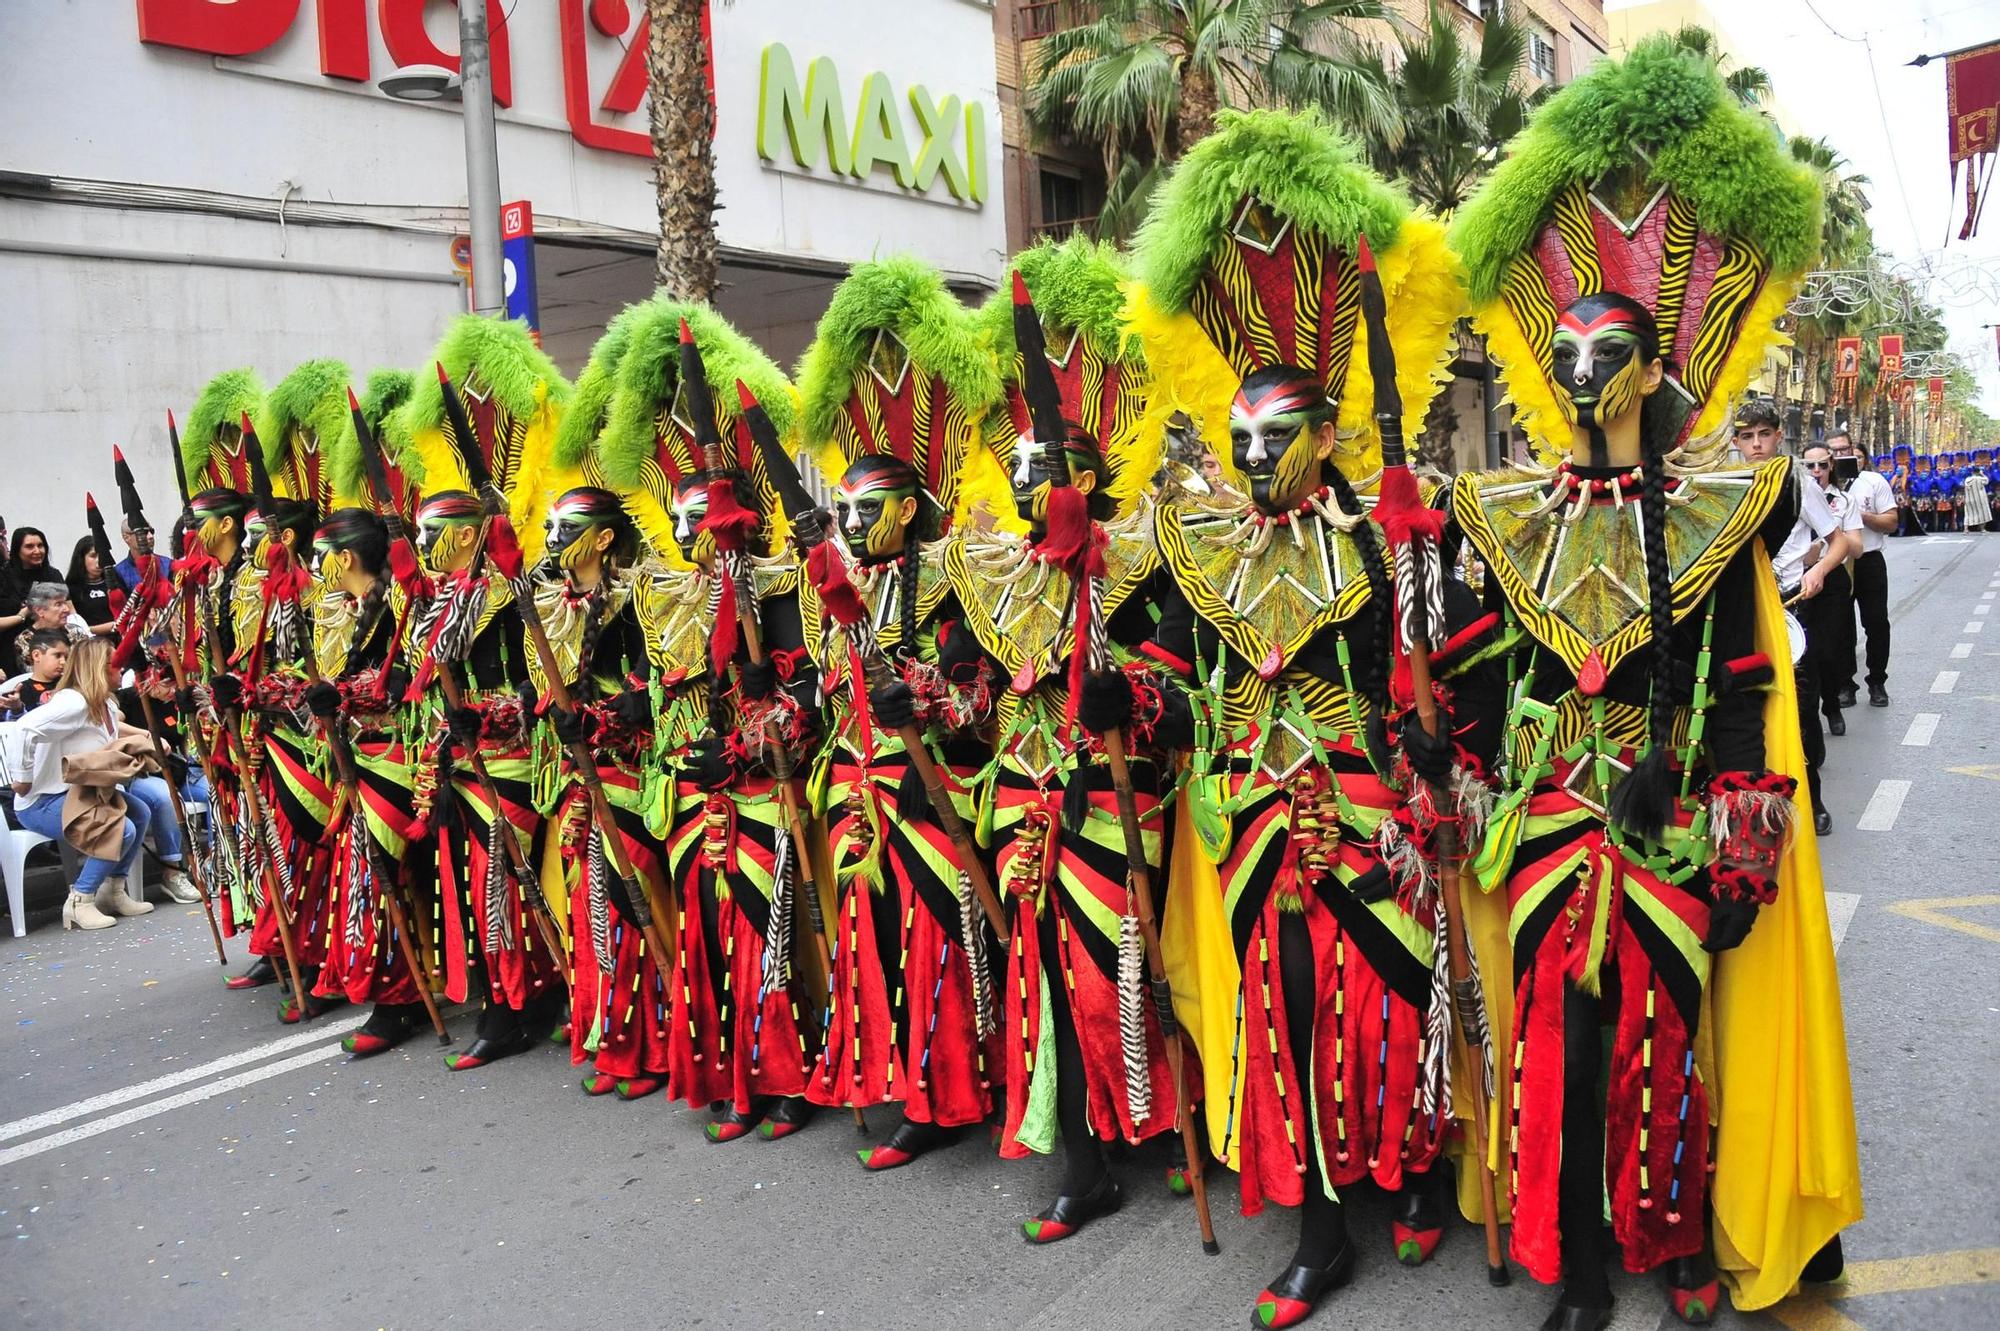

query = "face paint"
[1552,307,1647,431]
[835,474,913,559]
[312,538,345,595]
[1228,379,1322,513]
[667,480,712,564]
[541,496,613,578]
[415,501,478,575]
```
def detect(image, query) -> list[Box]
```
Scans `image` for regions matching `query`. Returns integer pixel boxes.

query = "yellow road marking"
[1945,764,2000,780]
[1770,1248,2000,1329]
[1885,895,2000,945]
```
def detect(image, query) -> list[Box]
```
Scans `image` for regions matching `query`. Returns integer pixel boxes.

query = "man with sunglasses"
[1799,443,1863,737]
[1827,431,1896,706]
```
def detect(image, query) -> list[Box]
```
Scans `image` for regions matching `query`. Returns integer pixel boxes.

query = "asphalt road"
[4,533,1998,1331]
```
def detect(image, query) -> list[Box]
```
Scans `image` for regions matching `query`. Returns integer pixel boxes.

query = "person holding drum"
[1734,401,1854,837]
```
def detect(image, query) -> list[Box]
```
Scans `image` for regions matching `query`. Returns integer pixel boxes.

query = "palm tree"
[645,0,721,300]
[1785,135,1874,415]
[1354,2,1529,217]
[1026,0,1395,240]
[1664,24,1771,109]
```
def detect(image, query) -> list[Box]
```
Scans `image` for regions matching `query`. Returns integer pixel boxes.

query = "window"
[1037,168,1099,238]
[1529,27,1558,82]
[1019,0,1095,39]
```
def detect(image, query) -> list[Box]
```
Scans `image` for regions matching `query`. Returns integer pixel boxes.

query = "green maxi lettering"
[755,43,985,204]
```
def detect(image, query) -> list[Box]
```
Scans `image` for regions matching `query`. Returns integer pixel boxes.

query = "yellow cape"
[1159,555,1862,1296]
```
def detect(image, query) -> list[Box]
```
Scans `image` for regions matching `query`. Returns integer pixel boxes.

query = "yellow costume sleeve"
[1162,796,1246,1169]
[1710,559,1864,1309]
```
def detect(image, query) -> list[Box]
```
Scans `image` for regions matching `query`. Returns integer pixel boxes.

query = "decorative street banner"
[1834,336,1861,402]
[1929,375,1946,415]
[1879,333,1904,379]
[1947,41,2000,239]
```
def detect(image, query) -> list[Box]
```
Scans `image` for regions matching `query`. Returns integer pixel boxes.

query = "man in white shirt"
[1828,432,1896,706]
[1801,444,1863,734]
[1736,403,1854,834]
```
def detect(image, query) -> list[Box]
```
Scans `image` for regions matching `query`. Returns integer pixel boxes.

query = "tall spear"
[244,413,450,1044]
[1013,271,1217,1255]
[740,380,1011,976]
[1355,234,1508,1285]
[98,463,229,966]
[346,386,571,988]
[433,363,677,976]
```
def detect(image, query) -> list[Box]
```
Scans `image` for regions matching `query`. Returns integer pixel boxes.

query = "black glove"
[303,681,342,718]
[610,687,652,731]
[550,704,587,747]
[174,686,198,713]
[1704,896,1759,953]
[1400,717,1454,787]
[936,620,986,682]
[689,737,734,792]
[870,679,917,731]
[518,683,539,718]
[739,658,777,701]
[446,706,484,747]
[208,673,243,710]
[382,665,411,705]
[163,752,190,786]
[1077,670,1133,735]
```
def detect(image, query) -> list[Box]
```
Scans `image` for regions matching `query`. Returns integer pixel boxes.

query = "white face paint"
[669,484,709,553]
[1011,432,1037,490]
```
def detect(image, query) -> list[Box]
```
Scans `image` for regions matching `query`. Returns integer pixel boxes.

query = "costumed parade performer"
[385,320,573,1071]
[948,248,1197,1244]
[1127,107,1501,1327]
[789,255,1012,1169]
[1447,40,1861,1327]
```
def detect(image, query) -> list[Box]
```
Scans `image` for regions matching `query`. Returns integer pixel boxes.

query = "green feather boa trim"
[329,368,417,500]
[263,357,352,450]
[387,315,571,459]
[552,303,650,471]
[1132,107,1410,316]
[1452,36,1822,304]
[795,254,1001,451]
[974,236,1138,363]
[183,367,267,484]
[597,299,795,486]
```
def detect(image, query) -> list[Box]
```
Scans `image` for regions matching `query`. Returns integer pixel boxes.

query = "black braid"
[574,583,609,703]
[344,572,391,679]
[1326,465,1394,770]
[1607,398,1681,842]
[899,543,921,660]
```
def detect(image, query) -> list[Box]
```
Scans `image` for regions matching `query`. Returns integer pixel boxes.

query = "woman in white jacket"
[11,636,193,929]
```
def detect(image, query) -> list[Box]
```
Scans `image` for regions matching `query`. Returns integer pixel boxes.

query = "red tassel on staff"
[1037,486,1104,577]
[485,514,524,582]
[700,480,758,554]
[807,541,866,627]
[711,574,740,675]
[1373,464,1445,550]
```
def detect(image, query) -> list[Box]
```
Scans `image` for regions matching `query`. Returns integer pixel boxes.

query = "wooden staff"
[432,366,677,976]
[1013,273,1217,1254]
[345,388,571,988]
[1356,236,1508,1285]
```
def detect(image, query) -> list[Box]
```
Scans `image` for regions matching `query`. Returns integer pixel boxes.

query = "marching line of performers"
[84,42,1860,1331]
[1879,447,2000,535]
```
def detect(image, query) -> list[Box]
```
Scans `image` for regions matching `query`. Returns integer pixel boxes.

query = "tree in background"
[1026,0,1394,240]
[645,0,720,299]
[1664,23,1772,108]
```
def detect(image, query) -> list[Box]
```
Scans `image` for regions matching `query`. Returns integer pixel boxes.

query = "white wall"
[0,0,1006,529]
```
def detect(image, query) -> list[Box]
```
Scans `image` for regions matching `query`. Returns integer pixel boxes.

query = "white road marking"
[1966,622,1986,634]
[0,1014,364,1144]
[1826,892,1861,953]
[1977,604,1992,615]
[1952,643,1974,658]
[1923,536,1972,545]
[1857,780,1912,832]
[0,1042,350,1169]
[1902,713,1941,746]
[1984,591,1996,601]
[1934,671,1962,693]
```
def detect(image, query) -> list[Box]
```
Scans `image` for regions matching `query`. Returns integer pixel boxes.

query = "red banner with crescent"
[1833,336,1861,404]
[1948,42,2000,239]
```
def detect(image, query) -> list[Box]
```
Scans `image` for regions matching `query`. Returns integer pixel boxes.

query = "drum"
[1785,609,1807,665]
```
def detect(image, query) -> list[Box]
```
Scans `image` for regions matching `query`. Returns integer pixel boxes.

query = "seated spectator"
[9,636,196,930]
[115,517,173,592]
[64,537,122,637]
[11,582,88,670]
[1,631,72,716]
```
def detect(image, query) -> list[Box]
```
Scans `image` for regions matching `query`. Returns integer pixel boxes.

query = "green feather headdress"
[183,368,269,494]
[261,358,351,509]
[794,254,1001,523]
[328,368,418,515]
[1128,107,1461,477]
[1450,37,1822,456]
[552,303,649,473]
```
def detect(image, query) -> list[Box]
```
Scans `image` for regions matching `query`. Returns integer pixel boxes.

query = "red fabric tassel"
[712,574,740,674]
[1373,466,1445,551]
[387,538,424,597]
[807,542,866,627]
[701,479,758,555]
[1037,487,1103,576]
[176,546,219,584]
[485,516,524,582]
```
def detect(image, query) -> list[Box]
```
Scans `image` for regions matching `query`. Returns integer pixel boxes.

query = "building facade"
[2,0,1007,513]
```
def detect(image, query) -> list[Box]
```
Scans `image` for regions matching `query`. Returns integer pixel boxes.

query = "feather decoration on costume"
[482,814,513,956]
[958,869,995,1040]
[588,827,613,979]
[1119,907,1151,1124]
[1419,901,1453,1119]
[344,805,371,951]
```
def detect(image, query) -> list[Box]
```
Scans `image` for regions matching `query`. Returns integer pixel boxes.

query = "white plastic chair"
[0,720,53,937]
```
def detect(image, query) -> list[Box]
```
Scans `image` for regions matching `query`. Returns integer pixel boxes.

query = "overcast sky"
[1609,0,2000,416]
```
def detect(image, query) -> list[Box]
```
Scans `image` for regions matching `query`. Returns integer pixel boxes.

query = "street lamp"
[377,8,503,316]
